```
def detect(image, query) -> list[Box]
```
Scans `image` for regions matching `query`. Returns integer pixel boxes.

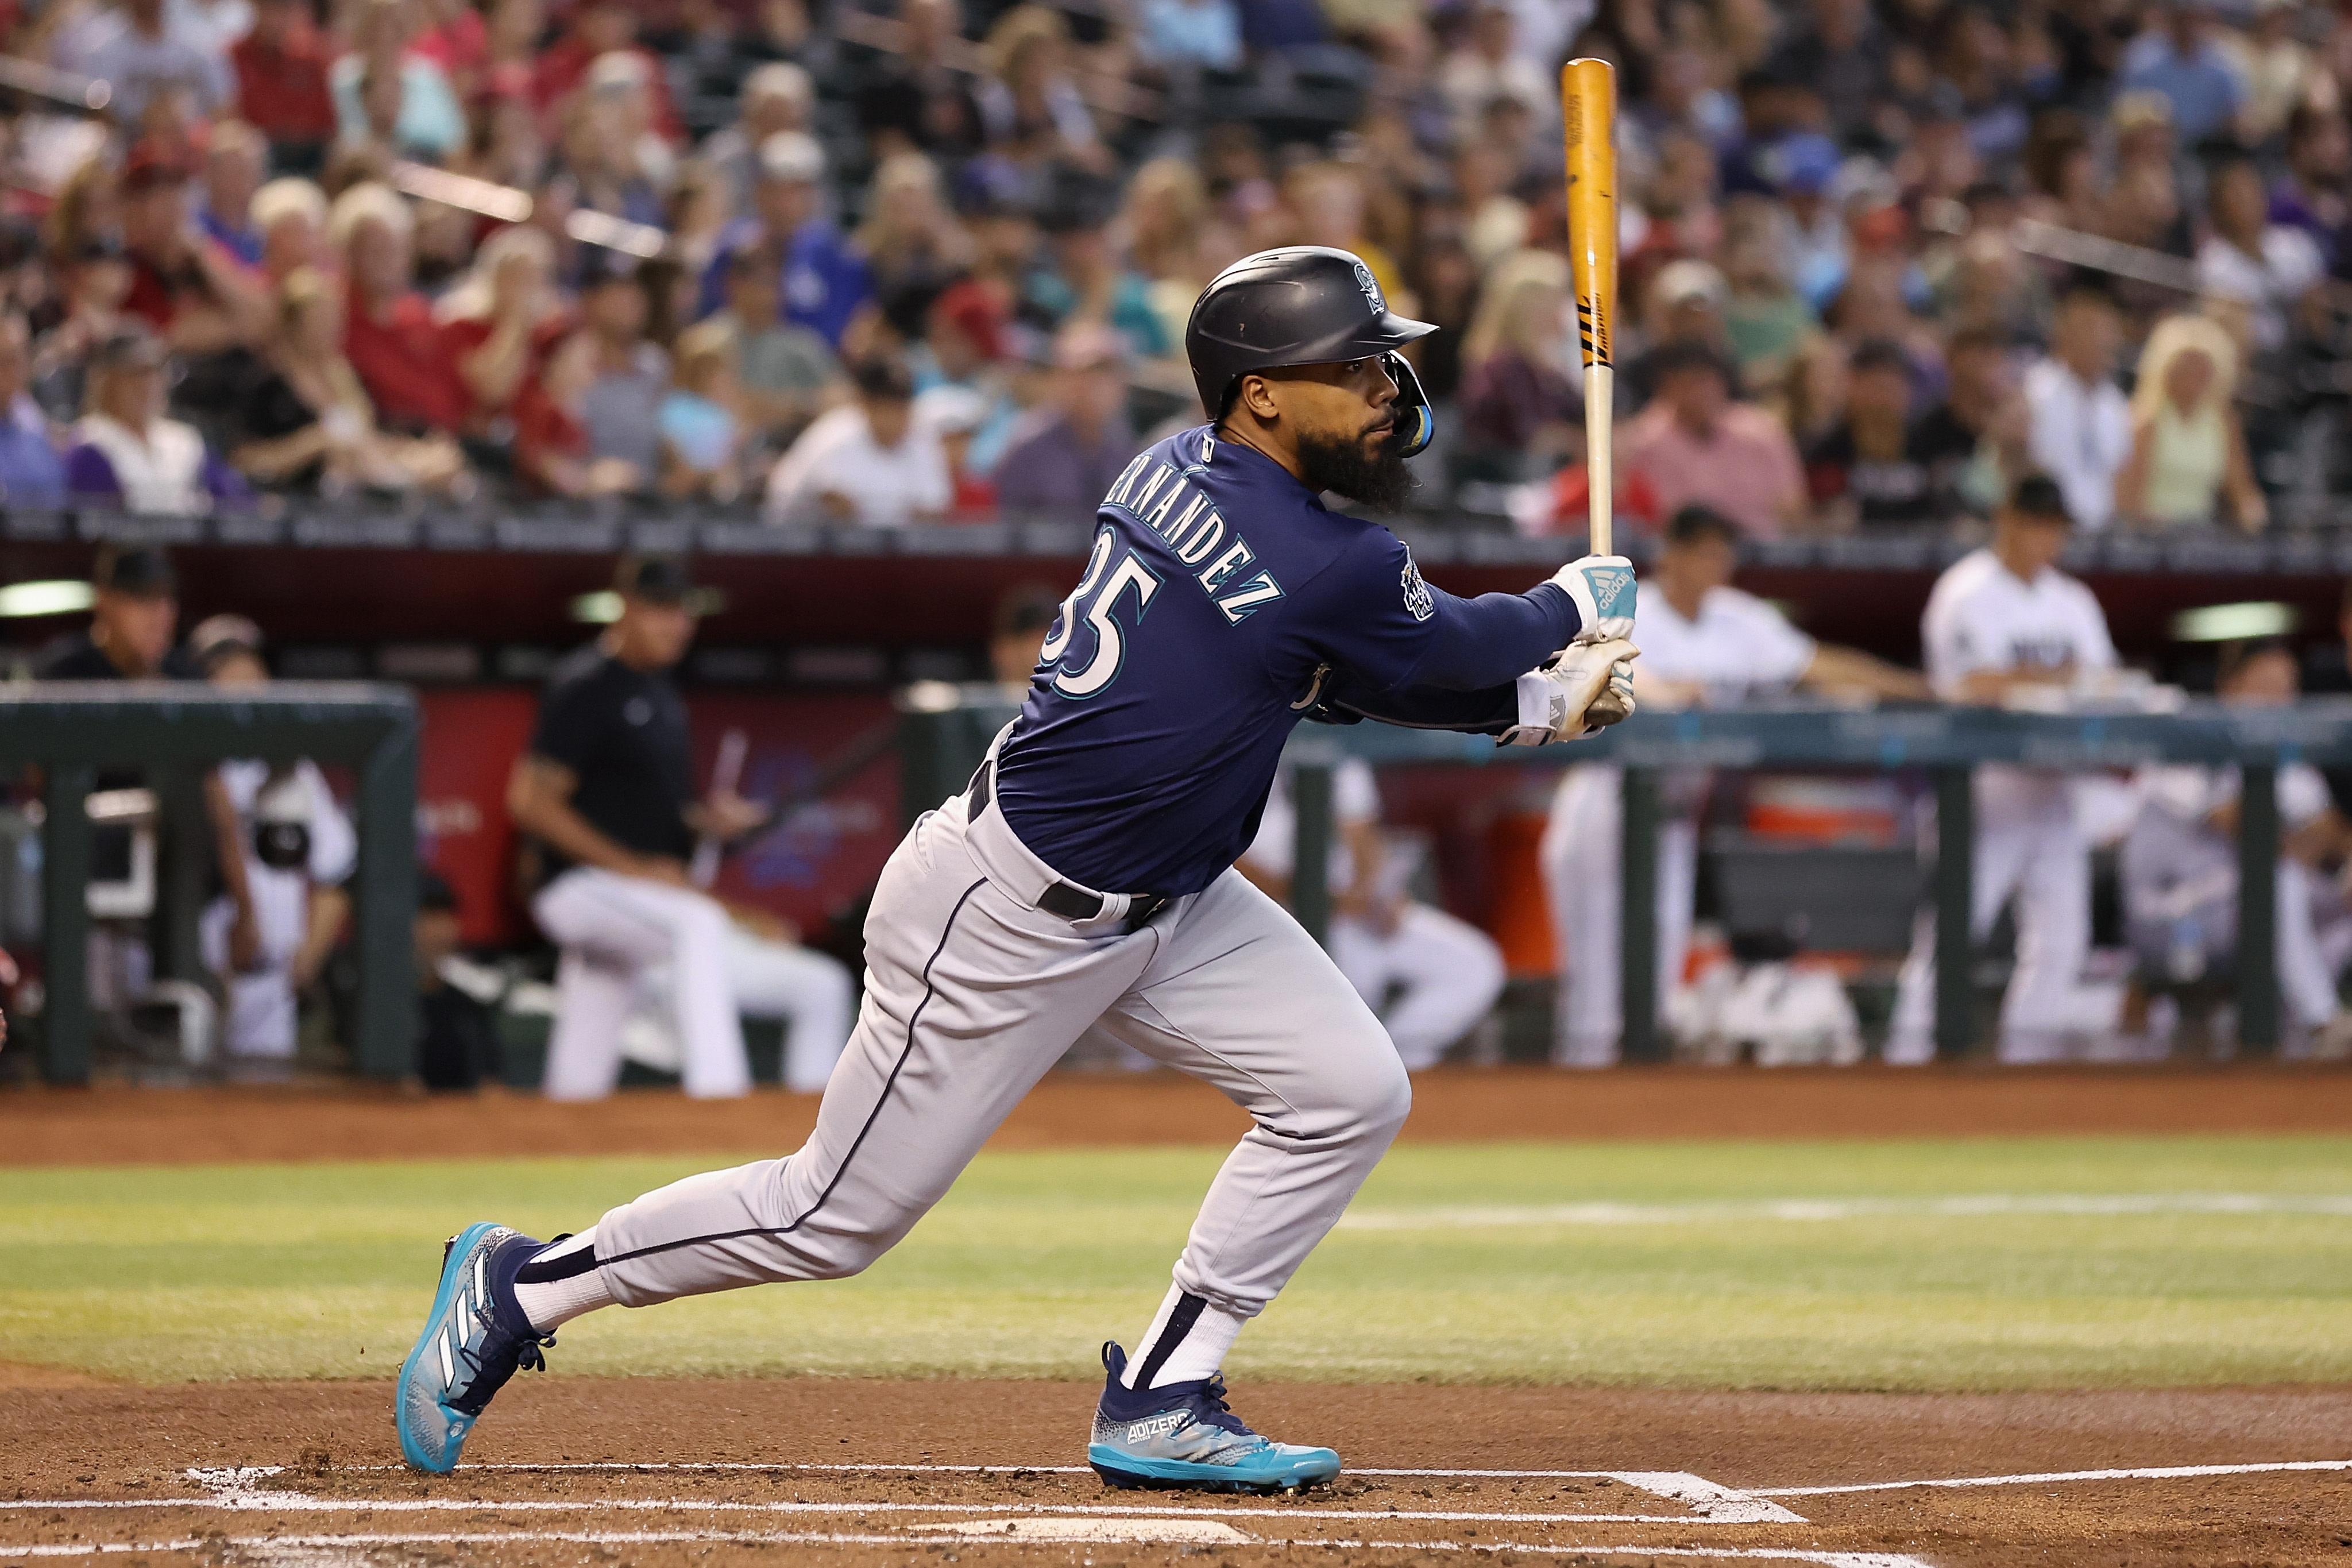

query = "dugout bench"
[901,688,2352,1060]
[5,683,418,1084]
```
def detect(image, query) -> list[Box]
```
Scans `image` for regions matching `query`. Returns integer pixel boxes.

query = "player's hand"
[229,899,265,973]
[689,790,769,843]
[1499,638,1639,746]
[1548,555,1636,644]
[627,855,694,888]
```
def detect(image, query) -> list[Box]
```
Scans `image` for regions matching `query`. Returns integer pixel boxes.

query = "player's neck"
[1214,420,1305,484]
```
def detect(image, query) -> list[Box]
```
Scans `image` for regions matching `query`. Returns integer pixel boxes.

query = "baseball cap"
[930,279,1006,362]
[92,325,170,372]
[2009,473,2073,525]
[92,543,176,597]
[187,613,264,671]
[1653,259,1728,312]
[615,555,701,605]
[756,130,825,186]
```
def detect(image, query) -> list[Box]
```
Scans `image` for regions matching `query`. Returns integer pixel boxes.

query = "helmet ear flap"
[1382,352,1434,459]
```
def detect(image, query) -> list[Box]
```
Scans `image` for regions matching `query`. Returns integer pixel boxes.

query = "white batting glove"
[1549,555,1637,644]
[1499,638,1640,746]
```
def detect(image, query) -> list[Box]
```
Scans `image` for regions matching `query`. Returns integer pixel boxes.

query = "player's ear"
[1235,372,1283,425]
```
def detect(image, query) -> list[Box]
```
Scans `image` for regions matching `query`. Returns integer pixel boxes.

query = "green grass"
[2,1136,2349,1391]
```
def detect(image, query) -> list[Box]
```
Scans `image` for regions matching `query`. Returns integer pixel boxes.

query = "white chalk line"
[0,1495,1733,1528]
[1752,1458,2352,1497]
[1339,1192,2352,1230]
[0,1528,1932,1567]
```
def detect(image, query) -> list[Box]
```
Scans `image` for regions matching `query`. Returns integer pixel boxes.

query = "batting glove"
[1549,555,1636,644]
[1499,638,1640,747]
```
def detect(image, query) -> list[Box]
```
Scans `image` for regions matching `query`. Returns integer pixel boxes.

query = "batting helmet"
[1184,246,1439,458]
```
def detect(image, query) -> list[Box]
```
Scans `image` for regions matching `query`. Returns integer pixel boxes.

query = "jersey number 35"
[1041,526,1163,700]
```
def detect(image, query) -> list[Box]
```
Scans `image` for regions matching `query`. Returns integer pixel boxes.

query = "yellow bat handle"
[1562,57,1617,558]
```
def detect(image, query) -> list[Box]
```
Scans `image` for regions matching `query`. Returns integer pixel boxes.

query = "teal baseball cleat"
[395,1222,555,1474]
[1086,1342,1341,1493]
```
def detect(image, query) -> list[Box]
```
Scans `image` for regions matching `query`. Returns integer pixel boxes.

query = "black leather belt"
[967,761,1170,933]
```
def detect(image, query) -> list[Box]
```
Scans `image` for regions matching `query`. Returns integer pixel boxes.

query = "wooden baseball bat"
[1561,57,1619,558]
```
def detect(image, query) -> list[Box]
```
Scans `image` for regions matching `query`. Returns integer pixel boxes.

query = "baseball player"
[1542,504,1928,1065]
[397,246,1637,1490]
[1886,474,2120,1063]
[1238,756,1508,1070]
[2123,638,2352,1057]
[513,558,857,1099]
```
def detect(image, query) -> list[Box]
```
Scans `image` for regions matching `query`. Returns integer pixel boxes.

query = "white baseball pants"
[585,784,1411,1319]
[1887,770,2111,1063]
[532,868,857,1099]
[1328,905,1505,1069]
[1539,763,1699,1067]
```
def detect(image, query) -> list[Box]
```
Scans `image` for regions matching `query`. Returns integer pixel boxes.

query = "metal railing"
[1,683,418,1083]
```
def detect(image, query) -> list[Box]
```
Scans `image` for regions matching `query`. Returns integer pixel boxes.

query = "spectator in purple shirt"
[992,323,1137,517]
[64,327,250,513]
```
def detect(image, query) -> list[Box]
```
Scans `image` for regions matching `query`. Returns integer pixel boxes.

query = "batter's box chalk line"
[0,1530,1935,1568]
[0,1465,1800,1528]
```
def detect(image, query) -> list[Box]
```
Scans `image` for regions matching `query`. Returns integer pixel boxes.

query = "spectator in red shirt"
[329,181,470,435]
[118,142,265,356]
[532,2,681,145]
[231,0,338,174]
[435,223,569,423]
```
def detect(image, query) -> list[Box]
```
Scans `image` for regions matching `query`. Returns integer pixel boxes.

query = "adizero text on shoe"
[395,1222,554,1474]
[1086,1341,1340,1493]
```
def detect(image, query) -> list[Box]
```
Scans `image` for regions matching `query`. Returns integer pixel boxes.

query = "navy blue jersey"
[994,425,1579,894]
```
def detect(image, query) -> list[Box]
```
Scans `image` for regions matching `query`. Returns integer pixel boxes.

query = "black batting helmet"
[1184,246,1440,458]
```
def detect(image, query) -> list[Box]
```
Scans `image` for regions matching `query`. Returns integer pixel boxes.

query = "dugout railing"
[900,689,2352,1061]
[5,683,418,1084]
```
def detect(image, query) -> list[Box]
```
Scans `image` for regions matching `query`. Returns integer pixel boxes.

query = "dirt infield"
[1,1377,2347,1567]
[4,1064,2351,1166]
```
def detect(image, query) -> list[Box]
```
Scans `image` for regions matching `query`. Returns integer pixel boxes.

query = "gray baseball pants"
[589,775,1412,1322]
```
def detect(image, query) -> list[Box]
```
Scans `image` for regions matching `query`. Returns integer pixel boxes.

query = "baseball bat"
[1561,57,1619,558]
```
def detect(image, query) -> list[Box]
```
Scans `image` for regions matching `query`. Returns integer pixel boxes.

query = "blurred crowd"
[2,0,2352,528]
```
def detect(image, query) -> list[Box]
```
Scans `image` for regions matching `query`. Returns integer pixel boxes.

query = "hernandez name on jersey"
[994,424,1575,898]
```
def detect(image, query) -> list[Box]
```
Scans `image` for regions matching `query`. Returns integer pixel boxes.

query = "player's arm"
[1802,644,1932,701]
[507,754,690,886]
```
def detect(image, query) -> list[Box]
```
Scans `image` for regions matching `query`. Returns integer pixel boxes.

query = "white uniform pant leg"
[1092,869,1411,1318]
[533,868,752,1101]
[201,870,307,1059]
[1543,764,1622,1066]
[1541,764,1689,1067]
[2276,859,2341,1030]
[1328,904,1505,1069]
[1993,805,2093,1062]
[1888,785,2044,1062]
[723,926,859,1092]
[589,800,1157,1307]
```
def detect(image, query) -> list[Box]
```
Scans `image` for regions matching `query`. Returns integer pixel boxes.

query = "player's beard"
[1296,420,1419,513]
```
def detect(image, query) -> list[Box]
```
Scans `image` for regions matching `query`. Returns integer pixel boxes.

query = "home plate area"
[8,1454,2352,1568]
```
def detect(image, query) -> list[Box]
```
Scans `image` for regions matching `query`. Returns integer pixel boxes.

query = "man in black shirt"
[1804,337,1940,527]
[510,557,855,1099]
[1909,327,2013,519]
[37,543,261,973]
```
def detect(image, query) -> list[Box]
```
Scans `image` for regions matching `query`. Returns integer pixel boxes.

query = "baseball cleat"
[395,1222,555,1474]
[1086,1341,1340,1493]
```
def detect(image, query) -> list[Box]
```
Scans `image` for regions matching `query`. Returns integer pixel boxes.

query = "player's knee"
[1337,1045,1412,1140]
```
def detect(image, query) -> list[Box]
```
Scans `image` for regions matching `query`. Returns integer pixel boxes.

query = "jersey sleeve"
[529,676,604,775]
[1303,528,1577,694]
[1314,664,1519,733]
[2068,580,2117,672]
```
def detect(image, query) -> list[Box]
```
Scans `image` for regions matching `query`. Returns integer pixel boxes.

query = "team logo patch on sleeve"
[1400,555,1435,621]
